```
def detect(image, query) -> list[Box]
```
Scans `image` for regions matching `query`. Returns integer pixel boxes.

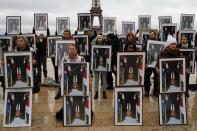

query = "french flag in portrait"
[85,100,90,116]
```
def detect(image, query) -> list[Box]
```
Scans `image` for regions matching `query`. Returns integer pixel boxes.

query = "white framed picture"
[73,35,89,56]
[103,17,116,35]
[3,88,32,127]
[4,52,33,88]
[138,15,151,30]
[180,14,195,30]
[161,23,177,42]
[158,16,172,30]
[56,17,70,35]
[115,87,143,126]
[47,36,62,57]
[6,16,21,35]
[78,13,91,32]
[122,21,135,36]
[159,93,187,125]
[178,30,196,47]
[34,13,48,31]
[117,52,146,87]
[159,58,186,93]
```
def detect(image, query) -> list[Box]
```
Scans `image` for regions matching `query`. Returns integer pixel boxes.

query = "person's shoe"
[153,92,158,97]
[185,92,189,97]
[103,91,107,99]
[145,92,149,97]
[55,92,61,100]
[94,92,98,99]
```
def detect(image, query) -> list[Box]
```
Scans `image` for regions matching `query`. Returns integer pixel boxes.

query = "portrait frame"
[102,17,116,35]
[4,52,33,88]
[56,17,70,35]
[47,36,62,58]
[158,16,172,30]
[78,13,92,32]
[180,49,195,74]
[161,23,177,42]
[147,40,165,68]
[0,36,13,51]
[122,21,135,36]
[180,14,195,30]
[138,29,158,45]
[159,57,186,93]
[0,47,3,76]
[116,52,146,87]
[178,30,196,47]
[63,95,92,127]
[34,13,48,31]
[91,45,112,72]
[55,40,75,66]
[6,16,21,35]
[138,15,151,30]
[21,34,36,49]
[61,62,89,96]
[3,88,32,127]
[73,35,89,56]
[159,93,187,126]
[114,87,143,126]
[136,44,143,51]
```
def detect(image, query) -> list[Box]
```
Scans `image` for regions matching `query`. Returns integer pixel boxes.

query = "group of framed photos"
[114,51,146,126]
[61,62,92,126]
[3,52,33,127]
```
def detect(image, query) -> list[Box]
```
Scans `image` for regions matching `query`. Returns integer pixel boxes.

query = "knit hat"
[165,35,177,48]
[97,35,103,39]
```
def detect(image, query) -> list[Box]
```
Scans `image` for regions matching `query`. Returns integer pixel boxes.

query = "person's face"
[181,37,187,44]
[97,37,103,44]
[126,109,131,116]
[171,110,175,117]
[75,112,80,118]
[73,82,78,89]
[127,35,133,41]
[63,32,71,39]
[17,74,22,80]
[40,34,44,39]
[149,32,155,40]
[68,45,77,57]
[171,79,175,85]
[168,43,177,51]
[17,38,26,49]
[127,44,134,51]
[128,73,133,79]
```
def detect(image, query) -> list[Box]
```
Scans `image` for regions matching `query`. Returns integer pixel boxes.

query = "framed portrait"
[56,17,70,35]
[117,52,146,87]
[136,44,143,51]
[161,23,177,42]
[21,34,36,49]
[178,30,196,47]
[138,15,151,30]
[138,29,158,45]
[180,14,195,30]
[147,40,165,68]
[118,35,126,51]
[78,13,91,31]
[91,45,112,72]
[122,21,135,36]
[115,87,143,126]
[6,16,21,35]
[55,40,75,66]
[4,52,33,88]
[158,16,172,30]
[61,62,89,96]
[0,36,13,51]
[159,93,187,125]
[47,36,62,57]
[34,13,48,31]
[3,88,32,127]
[63,95,92,126]
[159,58,186,93]
[180,49,195,74]
[103,17,116,35]
[73,35,89,56]
[0,47,3,76]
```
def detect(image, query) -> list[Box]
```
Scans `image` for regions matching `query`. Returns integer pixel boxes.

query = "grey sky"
[0,0,197,35]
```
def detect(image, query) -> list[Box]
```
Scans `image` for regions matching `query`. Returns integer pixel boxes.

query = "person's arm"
[47,26,50,36]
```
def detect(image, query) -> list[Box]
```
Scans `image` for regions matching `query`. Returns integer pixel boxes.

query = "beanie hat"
[165,35,177,48]
[97,35,103,39]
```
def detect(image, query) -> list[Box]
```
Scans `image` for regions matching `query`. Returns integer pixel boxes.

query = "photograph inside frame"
[0,36,13,51]
[3,89,32,127]
[122,22,135,35]
[57,18,70,35]
[103,18,115,34]
[47,36,62,57]
[34,14,47,30]
[161,24,177,41]
[4,53,33,88]
[7,17,20,34]
[159,58,186,93]
[117,52,145,86]
[64,95,91,126]
[62,62,89,96]
[179,31,195,47]
[73,35,89,56]
[180,14,194,30]
[91,46,111,72]
[159,93,187,125]
[115,88,142,125]
[138,16,151,30]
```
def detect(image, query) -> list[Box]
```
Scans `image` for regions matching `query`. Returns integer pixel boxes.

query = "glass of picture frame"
[178,30,196,47]
[115,87,143,126]
[159,57,186,93]
[116,52,146,87]
[34,13,48,31]
[4,52,33,88]
[158,16,172,30]
[180,14,195,30]
[3,88,32,127]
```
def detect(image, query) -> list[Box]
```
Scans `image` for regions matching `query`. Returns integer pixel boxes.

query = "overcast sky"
[0,0,197,35]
